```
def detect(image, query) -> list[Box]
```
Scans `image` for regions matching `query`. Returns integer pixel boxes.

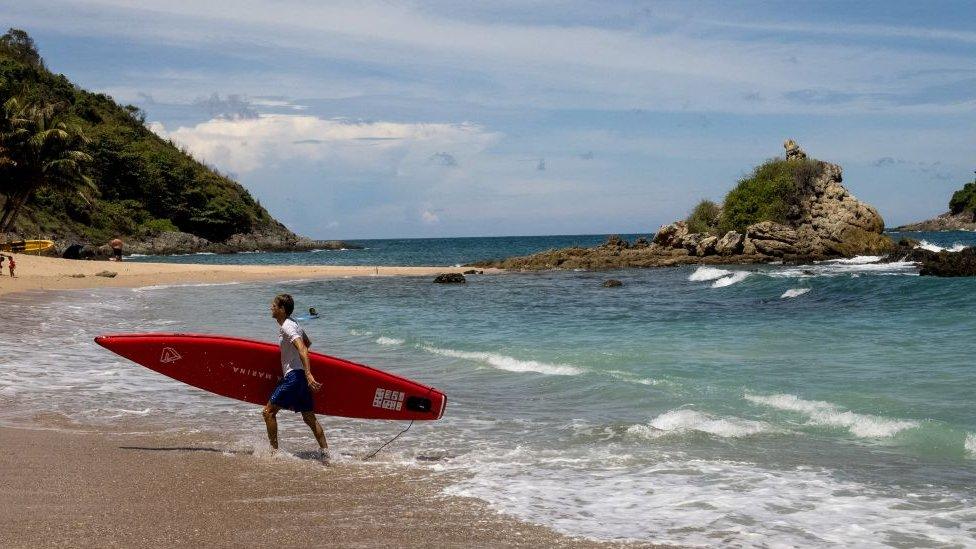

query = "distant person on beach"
[263,293,329,461]
[6,255,14,277]
[0,254,5,276]
[110,238,123,262]
[308,307,319,318]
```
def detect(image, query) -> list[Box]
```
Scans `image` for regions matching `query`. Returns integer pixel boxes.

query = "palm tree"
[0,98,94,233]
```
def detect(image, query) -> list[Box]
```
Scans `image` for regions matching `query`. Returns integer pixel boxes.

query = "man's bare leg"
[262,403,281,450]
[301,412,328,450]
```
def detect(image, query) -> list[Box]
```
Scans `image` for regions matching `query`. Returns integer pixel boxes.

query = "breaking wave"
[419,345,583,376]
[744,393,919,438]
[712,271,751,288]
[917,240,968,253]
[627,409,773,439]
[688,266,732,281]
[781,288,811,299]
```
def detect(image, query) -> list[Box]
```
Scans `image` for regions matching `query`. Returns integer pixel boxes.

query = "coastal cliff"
[476,141,894,270]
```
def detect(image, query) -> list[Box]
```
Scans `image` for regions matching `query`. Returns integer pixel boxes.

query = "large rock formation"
[474,142,894,270]
[785,161,892,258]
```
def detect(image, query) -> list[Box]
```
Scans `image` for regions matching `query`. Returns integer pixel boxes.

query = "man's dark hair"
[274,294,295,316]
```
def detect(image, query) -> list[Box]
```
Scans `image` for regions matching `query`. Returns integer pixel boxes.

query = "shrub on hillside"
[719,158,822,233]
[685,199,721,235]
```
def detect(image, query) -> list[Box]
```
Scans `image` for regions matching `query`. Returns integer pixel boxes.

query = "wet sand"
[0,253,494,298]
[0,424,659,548]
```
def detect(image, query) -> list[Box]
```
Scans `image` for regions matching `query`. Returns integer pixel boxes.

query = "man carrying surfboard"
[264,293,329,462]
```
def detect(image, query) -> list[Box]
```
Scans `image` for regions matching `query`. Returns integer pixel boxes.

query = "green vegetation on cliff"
[718,158,821,233]
[0,29,282,244]
[949,181,976,217]
[685,199,721,235]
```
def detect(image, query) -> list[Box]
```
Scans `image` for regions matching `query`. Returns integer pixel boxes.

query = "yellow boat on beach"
[1,239,55,254]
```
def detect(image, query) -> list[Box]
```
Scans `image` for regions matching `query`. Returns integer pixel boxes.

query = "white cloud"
[149,114,500,174]
[421,210,440,224]
[15,0,976,114]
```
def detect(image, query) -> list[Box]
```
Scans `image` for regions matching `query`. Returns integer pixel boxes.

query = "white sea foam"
[711,271,750,288]
[132,282,242,292]
[441,447,976,547]
[375,336,404,346]
[606,370,662,386]
[627,409,773,439]
[781,288,811,299]
[824,255,883,264]
[744,393,918,438]
[125,253,148,258]
[419,345,582,376]
[688,266,731,281]
[965,433,976,458]
[769,258,917,279]
[917,240,968,253]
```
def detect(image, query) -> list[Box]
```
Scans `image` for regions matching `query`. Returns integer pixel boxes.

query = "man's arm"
[292,337,322,392]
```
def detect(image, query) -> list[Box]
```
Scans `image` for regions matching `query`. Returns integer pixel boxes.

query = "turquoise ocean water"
[3,230,976,546]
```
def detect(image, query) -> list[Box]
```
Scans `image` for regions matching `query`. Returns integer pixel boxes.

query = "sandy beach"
[0,422,654,548]
[0,255,657,548]
[0,253,493,298]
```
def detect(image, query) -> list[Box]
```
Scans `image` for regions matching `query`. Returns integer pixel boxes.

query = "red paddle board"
[94,333,446,420]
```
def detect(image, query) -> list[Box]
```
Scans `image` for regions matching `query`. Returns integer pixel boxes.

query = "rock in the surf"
[918,247,976,277]
[434,273,466,284]
[602,279,623,287]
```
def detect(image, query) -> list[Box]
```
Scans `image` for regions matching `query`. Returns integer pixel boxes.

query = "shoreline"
[0,253,496,298]
[0,422,652,548]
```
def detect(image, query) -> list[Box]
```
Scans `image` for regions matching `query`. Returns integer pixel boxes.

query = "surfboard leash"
[361,386,435,461]
[362,420,414,461]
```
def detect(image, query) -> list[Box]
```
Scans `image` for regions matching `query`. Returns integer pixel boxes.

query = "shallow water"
[3,231,976,547]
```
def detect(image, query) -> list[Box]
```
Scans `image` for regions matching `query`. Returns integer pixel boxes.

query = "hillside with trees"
[0,29,342,254]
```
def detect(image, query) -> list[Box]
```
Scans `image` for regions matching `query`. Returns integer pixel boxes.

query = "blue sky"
[4,0,975,238]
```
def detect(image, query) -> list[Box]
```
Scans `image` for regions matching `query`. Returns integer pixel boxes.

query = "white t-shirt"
[278,318,306,376]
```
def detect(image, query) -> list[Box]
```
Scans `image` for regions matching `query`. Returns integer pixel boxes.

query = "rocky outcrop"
[602,279,623,287]
[433,273,466,284]
[784,139,807,161]
[894,211,976,232]
[475,143,894,270]
[918,248,976,276]
[51,230,360,258]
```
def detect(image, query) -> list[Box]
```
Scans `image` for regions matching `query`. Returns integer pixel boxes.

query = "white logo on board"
[372,388,404,411]
[160,347,183,364]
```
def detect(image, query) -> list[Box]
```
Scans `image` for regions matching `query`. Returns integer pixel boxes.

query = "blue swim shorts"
[269,370,314,413]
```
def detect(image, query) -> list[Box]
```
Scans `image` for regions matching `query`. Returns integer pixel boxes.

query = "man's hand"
[307,376,322,392]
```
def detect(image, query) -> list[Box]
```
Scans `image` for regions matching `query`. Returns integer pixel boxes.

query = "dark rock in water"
[602,279,623,287]
[919,248,976,277]
[95,270,118,278]
[462,269,484,275]
[433,273,466,284]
